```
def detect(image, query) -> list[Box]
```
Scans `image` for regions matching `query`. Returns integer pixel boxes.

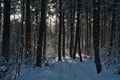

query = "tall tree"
[69,0,75,57]
[62,11,65,57]
[73,0,82,62]
[36,0,46,66]
[25,0,31,59]
[20,0,25,59]
[0,1,1,33]
[85,2,89,55]
[43,0,47,62]
[117,0,120,48]
[58,0,62,61]
[93,0,102,73]
[77,0,82,61]
[114,0,120,65]
[43,18,47,61]
[2,0,11,62]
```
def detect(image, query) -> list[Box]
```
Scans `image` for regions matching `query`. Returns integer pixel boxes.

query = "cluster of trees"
[0,0,120,79]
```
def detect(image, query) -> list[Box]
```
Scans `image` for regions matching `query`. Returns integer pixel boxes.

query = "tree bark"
[2,0,11,62]
[73,0,82,61]
[25,0,31,59]
[69,0,75,58]
[36,0,46,66]
[93,0,102,74]
[0,1,1,33]
[62,11,65,57]
[58,0,62,61]
[20,0,25,60]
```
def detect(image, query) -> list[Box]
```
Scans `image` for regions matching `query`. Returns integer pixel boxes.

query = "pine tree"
[20,0,25,56]
[62,11,65,57]
[36,0,46,66]
[69,0,75,58]
[25,0,31,59]
[93,0,102,73]
[73,0,82,62]
[58,0,62,61]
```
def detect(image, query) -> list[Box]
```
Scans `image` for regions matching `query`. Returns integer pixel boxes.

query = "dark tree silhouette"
[62,11,65,57]
[36,0,46,66]
[58,0,62,61]
[69,0,75,58]
[73,0,82,62]
[0,1,1,33]
[2,0,11,62]
[93,0,102,73]
[20,0,25,55]
[25,0,31,59]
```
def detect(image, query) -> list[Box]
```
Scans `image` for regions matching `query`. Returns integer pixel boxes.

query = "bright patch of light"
[47,15,57,33]
[10,14,21,21]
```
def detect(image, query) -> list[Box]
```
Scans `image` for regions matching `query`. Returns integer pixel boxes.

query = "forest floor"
[17,56,120,80]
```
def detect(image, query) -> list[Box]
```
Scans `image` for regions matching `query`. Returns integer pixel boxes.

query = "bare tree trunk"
[0,1,1,34]
[62,11,65,57]
[36,0,46,66]
[109,0,117,48]
[58,0,62,61]
[73,0,82,61]
[93,0,102,74]
[78,24,82,62]
[43,23,47,61]
[2,0,11,62]
[69,0,75,58]
[20,0,25,60]
[85,2,89,56]
[25,0,31,59]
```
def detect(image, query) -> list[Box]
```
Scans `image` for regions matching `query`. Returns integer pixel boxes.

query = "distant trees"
[108,0,120,69]
[0,0,120,77]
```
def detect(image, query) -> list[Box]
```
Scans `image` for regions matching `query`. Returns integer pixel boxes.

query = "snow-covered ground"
[17,57,120,80]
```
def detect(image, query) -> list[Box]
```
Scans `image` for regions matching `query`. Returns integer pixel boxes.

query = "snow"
[16,57,120,80]
[0,66,7,72]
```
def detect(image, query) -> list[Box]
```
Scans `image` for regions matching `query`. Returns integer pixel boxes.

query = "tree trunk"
[109,0,117,51]
[100,5,105,48]
[58,0,62,61]
[20,0,25,60]
[62,11,65,57]
[2,0,11,62]
[73,0,82,61]
[69,0,75,58]
[0,1,1,33]
[43,24,47,61]
[93,0,102,74]
[25,0,31,59]
[36,0,46,66]
[78,25,82,62]
[85,2,89,55]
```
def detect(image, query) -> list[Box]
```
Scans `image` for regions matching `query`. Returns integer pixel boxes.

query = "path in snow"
[18,57,120,80]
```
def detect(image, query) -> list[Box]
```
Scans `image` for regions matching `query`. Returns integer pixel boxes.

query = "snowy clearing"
[17,57,120,80]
